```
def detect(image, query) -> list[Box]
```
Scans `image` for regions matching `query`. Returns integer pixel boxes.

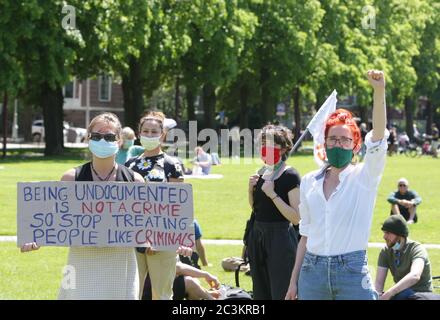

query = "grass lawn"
[2,151,439,243]
[1,149,440,299]
[1,242,439,299]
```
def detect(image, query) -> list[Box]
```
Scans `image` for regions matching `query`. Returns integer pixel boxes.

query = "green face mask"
[325,147,353,168]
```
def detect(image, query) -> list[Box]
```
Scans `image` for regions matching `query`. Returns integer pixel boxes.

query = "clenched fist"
[248,174,259,192]
[367,70,385,90]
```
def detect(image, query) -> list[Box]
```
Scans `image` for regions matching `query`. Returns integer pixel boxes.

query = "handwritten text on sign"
[17,181,194,250]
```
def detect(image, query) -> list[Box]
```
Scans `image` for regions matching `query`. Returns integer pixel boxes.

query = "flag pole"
[288,89,337,158]
[289,128,310,156]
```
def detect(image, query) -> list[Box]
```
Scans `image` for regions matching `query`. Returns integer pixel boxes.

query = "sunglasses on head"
[89,132,118,142]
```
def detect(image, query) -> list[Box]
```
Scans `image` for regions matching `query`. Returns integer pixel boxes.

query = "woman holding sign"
[21,112,146,300]
[125,111,185,300]
[285,70,388,300]
[246,124,301,300]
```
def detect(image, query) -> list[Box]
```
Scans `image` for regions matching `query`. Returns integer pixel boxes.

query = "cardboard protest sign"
[17,181,194,251]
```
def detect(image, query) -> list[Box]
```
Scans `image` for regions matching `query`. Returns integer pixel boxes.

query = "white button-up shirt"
[299,130,389,256]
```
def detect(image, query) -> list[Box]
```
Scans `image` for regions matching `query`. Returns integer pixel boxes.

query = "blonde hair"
[122,126,135,140]
[87,112,122,138]
[138,111,166,133]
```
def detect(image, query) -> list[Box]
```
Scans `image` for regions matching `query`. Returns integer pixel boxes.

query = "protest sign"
[17,181,194,251]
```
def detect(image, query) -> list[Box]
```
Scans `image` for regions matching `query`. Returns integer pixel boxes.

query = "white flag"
[307,90,337,167]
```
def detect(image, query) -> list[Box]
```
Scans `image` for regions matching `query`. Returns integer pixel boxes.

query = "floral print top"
[125,153,183,182]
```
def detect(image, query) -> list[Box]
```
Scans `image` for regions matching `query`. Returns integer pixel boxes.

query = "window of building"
[64,80,75,98]
[98,75,112,102]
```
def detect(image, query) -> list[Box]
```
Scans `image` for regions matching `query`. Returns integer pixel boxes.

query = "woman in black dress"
[247,124,301,300]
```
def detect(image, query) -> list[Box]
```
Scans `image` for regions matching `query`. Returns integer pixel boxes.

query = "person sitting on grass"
[375,215,433,300]
[192,146,212,175]
[175,261,221,300]
[142,260,221,300]
[387,178,422,224]
[179,219,211,268]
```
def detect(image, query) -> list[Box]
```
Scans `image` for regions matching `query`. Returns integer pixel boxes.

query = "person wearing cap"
[387,178,422,224]
[375,215,433,300]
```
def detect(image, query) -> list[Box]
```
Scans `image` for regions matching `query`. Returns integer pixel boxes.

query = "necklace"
[91,163,116,181]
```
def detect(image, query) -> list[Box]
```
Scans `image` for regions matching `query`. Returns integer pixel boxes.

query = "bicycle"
[403,142,422,158]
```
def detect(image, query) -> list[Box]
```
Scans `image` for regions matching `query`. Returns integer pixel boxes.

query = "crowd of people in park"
[386,122,439,158]
[20,70,439,300]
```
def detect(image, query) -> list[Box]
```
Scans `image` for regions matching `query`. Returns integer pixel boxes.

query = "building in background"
[63,74,124,128]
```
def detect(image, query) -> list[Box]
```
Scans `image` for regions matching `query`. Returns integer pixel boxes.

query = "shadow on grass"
[0,148,88,163]
[0,147,313,164]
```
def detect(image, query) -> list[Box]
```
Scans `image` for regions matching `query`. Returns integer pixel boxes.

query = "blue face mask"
[89,139,119,158]
[392,241,401,251]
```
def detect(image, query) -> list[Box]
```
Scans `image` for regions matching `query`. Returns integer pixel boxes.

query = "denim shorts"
[298,250,378,300]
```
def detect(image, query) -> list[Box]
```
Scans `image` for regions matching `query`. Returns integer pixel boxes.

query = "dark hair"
[259,125,294,161]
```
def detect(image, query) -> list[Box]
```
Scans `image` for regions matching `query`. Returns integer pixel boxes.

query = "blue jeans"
[298,250,378,300]
[391,288,416,300]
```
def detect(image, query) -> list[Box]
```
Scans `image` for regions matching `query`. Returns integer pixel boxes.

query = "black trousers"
[142,274,186,300]
[390,209,418,223]
[247,220,298,300]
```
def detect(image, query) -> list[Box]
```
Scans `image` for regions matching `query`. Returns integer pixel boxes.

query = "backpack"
[221,257,249,272]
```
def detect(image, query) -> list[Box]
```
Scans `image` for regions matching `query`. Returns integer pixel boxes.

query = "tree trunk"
[174,77,181,121]
[2,92,8,158]
[426,99,433,135]
[260,67,270,125]
[315,91,323,113]
[358,105,368,124]
[405,96,415,140]
[122,56,145,130]
[186,87,196,121]
[202,83,216,129]
[21,104,34,142]
[293,86,301,144]
[40,83,64,156]
[239,84,249,129]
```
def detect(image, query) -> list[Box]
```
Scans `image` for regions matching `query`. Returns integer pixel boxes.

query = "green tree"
[179,0,257,128]
[0,1,24,156]
[375,0,430,136]
[245,0,323,137]
[220,0,324,133]
[0,1,83,155]
[412,0,440,134]
[91,0,194,128]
